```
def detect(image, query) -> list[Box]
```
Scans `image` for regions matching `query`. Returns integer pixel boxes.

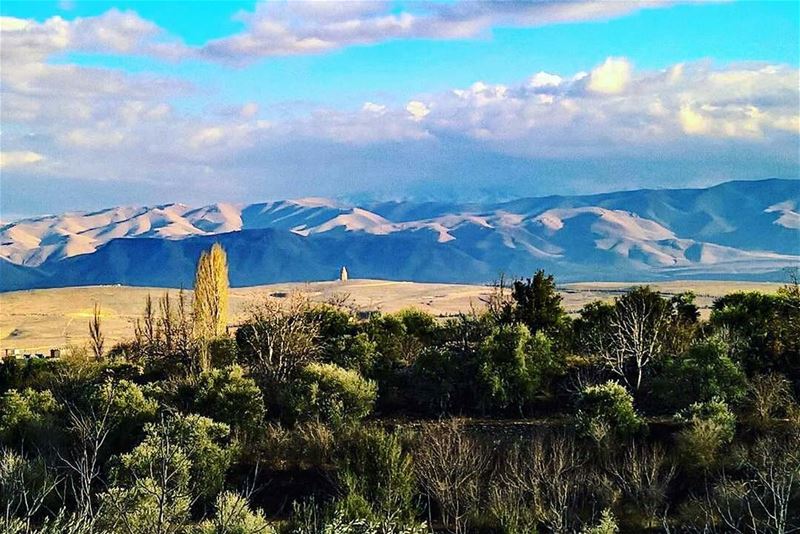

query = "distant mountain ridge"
[2,179,798,291]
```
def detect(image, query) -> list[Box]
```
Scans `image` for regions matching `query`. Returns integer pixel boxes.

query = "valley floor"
[0,279,783,352]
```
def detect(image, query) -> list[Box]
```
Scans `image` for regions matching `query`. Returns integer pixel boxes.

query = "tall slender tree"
[89,303,105,361]
[192,243,230,370]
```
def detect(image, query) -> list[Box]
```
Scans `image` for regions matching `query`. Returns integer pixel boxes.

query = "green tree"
[654,337,747,410]
[511,270,566,336]
[478,324,558,413]
[711,291,800,378]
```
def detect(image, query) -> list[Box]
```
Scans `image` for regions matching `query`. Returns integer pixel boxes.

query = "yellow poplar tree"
[192,243,229,369]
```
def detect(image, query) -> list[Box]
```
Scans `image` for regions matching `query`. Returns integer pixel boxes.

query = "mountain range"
[1,179,798,291]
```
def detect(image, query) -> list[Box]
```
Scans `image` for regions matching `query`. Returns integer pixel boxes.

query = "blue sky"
[1,1,798,217]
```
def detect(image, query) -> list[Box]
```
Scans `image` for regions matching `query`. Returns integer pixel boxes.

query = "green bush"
[322,333,378,375]
[194,365,265,438]
[711,291,800,377]
[292,363,377,426]
[576,381,643,443]
[0,388,61,448]
[333,427,417,522]
[478,324,559,413]
[114,414,234,503]
[196,491,274,534]
[654,337,747,410]
[90,378,158,453]
[676,398,736,470]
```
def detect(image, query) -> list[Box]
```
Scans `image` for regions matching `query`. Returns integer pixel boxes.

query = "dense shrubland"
[1,253,799,533]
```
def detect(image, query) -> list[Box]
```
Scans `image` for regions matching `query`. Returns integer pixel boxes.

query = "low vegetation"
[1,248,798,533]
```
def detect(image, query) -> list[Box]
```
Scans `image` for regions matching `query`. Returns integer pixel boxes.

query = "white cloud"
[588,57,632,94]
[406,101,431,120]
[195,1,678,64]
[529,72,563,88]
[63,128,125,148]
[0,10,179,65]
[362,102,387,114]
[679,104,707,135]
[0,151,44,169]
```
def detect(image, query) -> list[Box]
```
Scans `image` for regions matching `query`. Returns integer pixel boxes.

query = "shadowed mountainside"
[1,179,798,290]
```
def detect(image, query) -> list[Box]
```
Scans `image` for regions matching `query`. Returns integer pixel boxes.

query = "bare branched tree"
[696,433,800,533]
[502,432,591,533]
[604,442,676,528]
[415,420,490,534]
[591,288,671,392]
[159,292,176,358]
[238,294,320,384]
[480,274,514,326]
[57,381,118,523]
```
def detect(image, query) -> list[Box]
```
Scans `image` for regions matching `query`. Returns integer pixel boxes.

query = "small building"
[339,266,349,282]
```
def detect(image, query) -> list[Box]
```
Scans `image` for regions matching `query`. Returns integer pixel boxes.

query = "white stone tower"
[339,266,349,282]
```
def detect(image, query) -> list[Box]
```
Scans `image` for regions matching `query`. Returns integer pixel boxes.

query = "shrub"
[414,421,491,534]
[334,427,417,522]
[322,333,378,375]
[194,365,265,438]
[0,449,60,529]
[208,337,239,368]
[196,491,274,534]
[576,381,643,443]
[92,378,157,422]
[394,309,438,342]
[90,378,158,452]
[582,509,619,534]
[292,363,377,426]
[0,388,61,448]
[290,504,428,534]
[115,414,234,503]
[747,373,796,428]
[676,398,736,470]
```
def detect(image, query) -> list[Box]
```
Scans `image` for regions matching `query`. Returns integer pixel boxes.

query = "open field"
[0,279,785,352]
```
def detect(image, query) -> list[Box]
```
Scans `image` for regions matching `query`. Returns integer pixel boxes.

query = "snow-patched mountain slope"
[1,179,798,289]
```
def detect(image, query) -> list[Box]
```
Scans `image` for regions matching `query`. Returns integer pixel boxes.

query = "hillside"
[0,279,784,352]
[1,179,798,291]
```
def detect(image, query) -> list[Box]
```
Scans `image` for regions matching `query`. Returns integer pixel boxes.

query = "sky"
[1,0,798,219]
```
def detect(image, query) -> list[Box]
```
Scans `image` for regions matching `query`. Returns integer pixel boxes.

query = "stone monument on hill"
[339,266,349,282]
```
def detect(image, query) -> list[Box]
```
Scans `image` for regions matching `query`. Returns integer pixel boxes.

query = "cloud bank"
[1,2,798,216]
